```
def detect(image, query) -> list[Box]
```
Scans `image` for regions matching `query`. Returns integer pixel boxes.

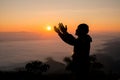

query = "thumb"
[65,25,67,30]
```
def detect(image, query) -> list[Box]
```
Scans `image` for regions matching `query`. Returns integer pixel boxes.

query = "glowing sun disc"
[46,26,52,31]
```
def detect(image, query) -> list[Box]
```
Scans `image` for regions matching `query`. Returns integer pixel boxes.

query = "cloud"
[0,32,42,41]
[95,36,120,73]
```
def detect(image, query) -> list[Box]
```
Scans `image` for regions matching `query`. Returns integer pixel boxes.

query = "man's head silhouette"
[75,23,89,36]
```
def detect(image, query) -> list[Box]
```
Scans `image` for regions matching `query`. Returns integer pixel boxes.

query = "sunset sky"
[0,0,120,34]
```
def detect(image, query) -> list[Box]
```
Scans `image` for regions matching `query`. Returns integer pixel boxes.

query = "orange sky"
[0,0,120,35]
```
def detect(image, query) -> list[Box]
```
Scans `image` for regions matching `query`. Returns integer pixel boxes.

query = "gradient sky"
[0,0,120,34]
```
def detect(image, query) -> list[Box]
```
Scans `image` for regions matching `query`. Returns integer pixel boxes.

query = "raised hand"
[58,23,67,33]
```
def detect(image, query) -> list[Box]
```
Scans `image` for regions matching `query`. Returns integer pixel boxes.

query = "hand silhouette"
[54,26,60,33]
[59,23,67,33]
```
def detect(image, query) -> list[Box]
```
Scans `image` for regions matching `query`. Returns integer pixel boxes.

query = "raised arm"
[54,23,75,46]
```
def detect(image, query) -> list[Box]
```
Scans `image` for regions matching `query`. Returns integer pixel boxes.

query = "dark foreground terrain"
[0,69,119,80]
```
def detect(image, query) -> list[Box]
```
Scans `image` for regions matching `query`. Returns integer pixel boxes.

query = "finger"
[54,26,57,30]
[60,23,63,26]
[60,23,64,29]
[59,23,63,27]
[65,25,67,29]
[54,26,58,31]
[58,23,62,30]
[58,23,61,29]
[54,26,57,28]
[58,23,61,26]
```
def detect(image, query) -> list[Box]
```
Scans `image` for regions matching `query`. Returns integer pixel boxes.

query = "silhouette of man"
[54,23,92,79]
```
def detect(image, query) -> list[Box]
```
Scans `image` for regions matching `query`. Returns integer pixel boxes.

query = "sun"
[46,26,52,31]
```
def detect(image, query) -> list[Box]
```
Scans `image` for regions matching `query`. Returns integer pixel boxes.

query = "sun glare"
[46,26,52,31]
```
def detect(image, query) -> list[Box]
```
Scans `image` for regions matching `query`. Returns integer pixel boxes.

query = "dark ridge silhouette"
[45,57,66,74]
[25,60,49,74]
[0,56,119,80]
